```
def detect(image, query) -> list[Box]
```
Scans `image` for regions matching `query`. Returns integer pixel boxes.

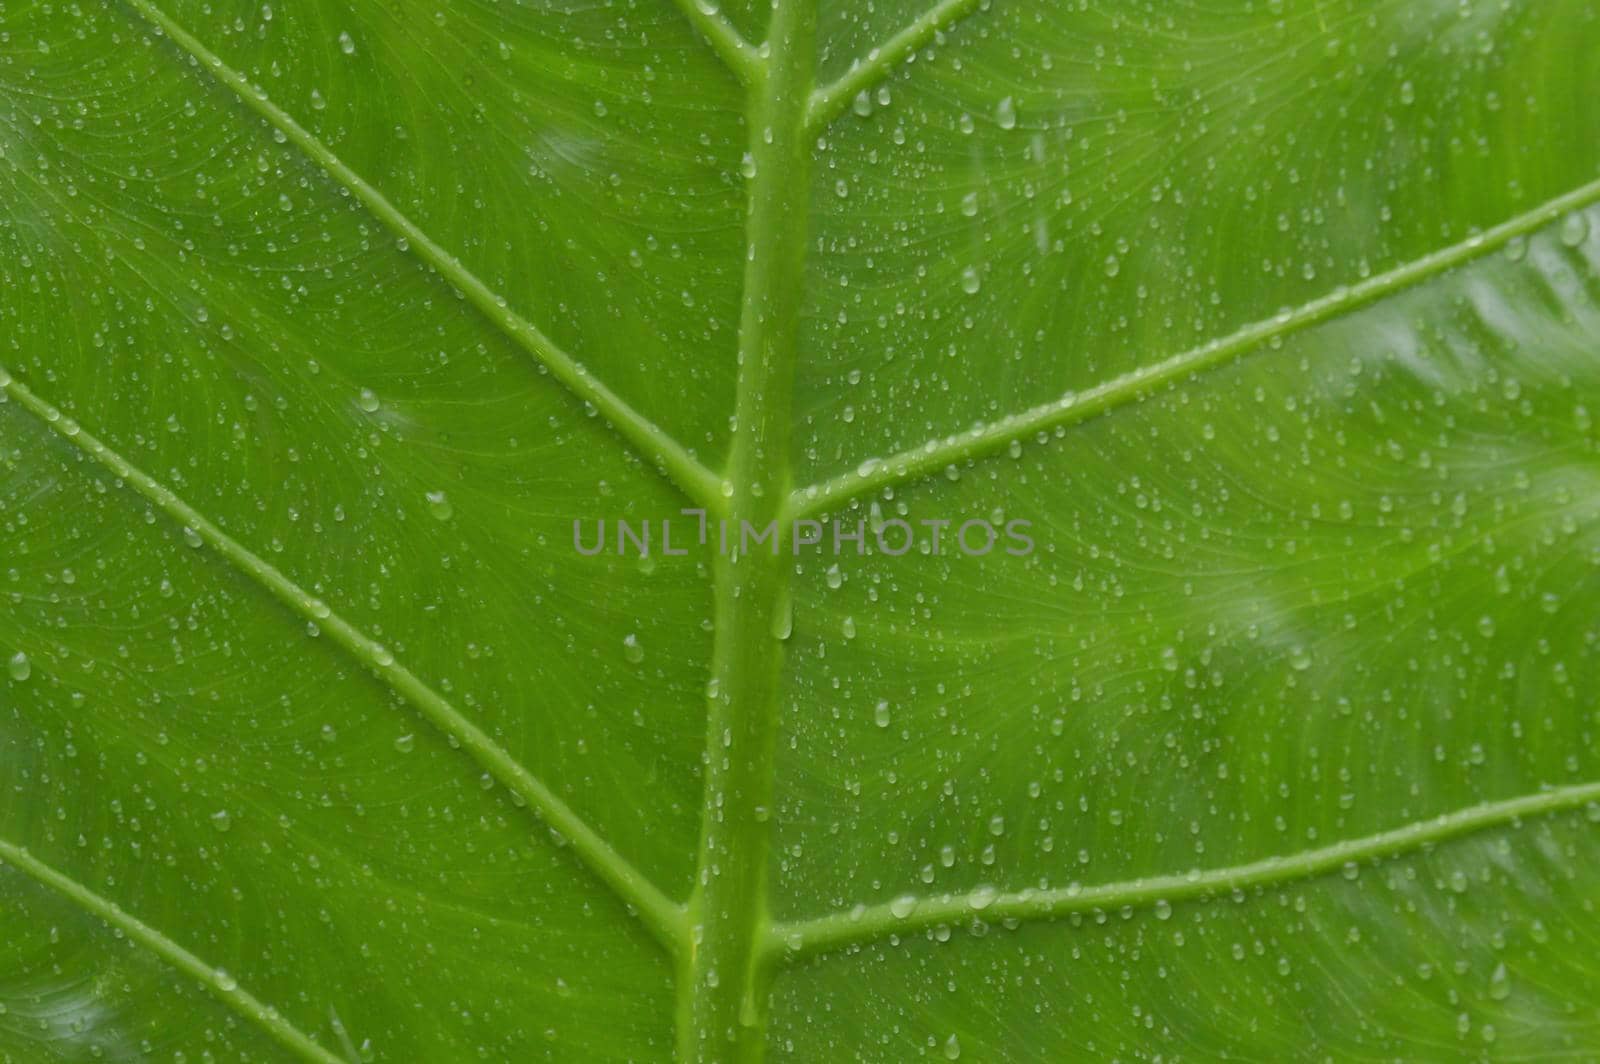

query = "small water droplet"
[943,1034,962,1060]
[623,633,645,664]
[960,266,981,295]
[1489,962,1511,1000]
[7,652,30,681]
[214,969,238,992]
[1154,899,1172,921]
[889,895,916,919]
[394,733,415,754]
[357,388,380,413]
[209,810,231,832]
[873,701,891,728]
[337,31,356,55]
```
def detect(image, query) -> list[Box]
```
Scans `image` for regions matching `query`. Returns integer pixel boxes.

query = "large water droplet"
[995,95,1017,130]
[1560,211,1590,248]
[425,491,454,521]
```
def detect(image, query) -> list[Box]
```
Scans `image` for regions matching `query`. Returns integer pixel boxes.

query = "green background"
[3,0,1600,1059]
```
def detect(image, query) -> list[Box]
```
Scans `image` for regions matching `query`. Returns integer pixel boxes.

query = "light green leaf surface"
[3,1,1600,1060]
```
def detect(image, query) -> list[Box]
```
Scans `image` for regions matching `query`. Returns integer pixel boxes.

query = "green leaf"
[4,2,1600,1060]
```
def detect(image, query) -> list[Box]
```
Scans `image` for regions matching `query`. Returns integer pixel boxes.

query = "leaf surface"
[3,1,1600,1060]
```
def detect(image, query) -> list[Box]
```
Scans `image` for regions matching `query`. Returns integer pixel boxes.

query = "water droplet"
[873,701,891,728]
[1488,962,1511,1000]
[740,152,757,179]
[425,491,453,521]
[209,810,231,832]
[1560,211,1590,248]
[394,733,415,754]
[770,595,793,641]
[889,895,916,919]
[1103,254,1120,277]
[995,95,1017,130]
[825,564,842,590]
[1288,646,1312,671]
[943,1034,962,1060]
[960,191,979,217]
[1154,899,1172,921]
[337,31,356,55]
[6,652,29,681]
[623,633,645,665]
[960,266,981,295]
[357,388,380,413]
[182,526,204,548]
[967,885,997,910]
[214,969,238,992]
